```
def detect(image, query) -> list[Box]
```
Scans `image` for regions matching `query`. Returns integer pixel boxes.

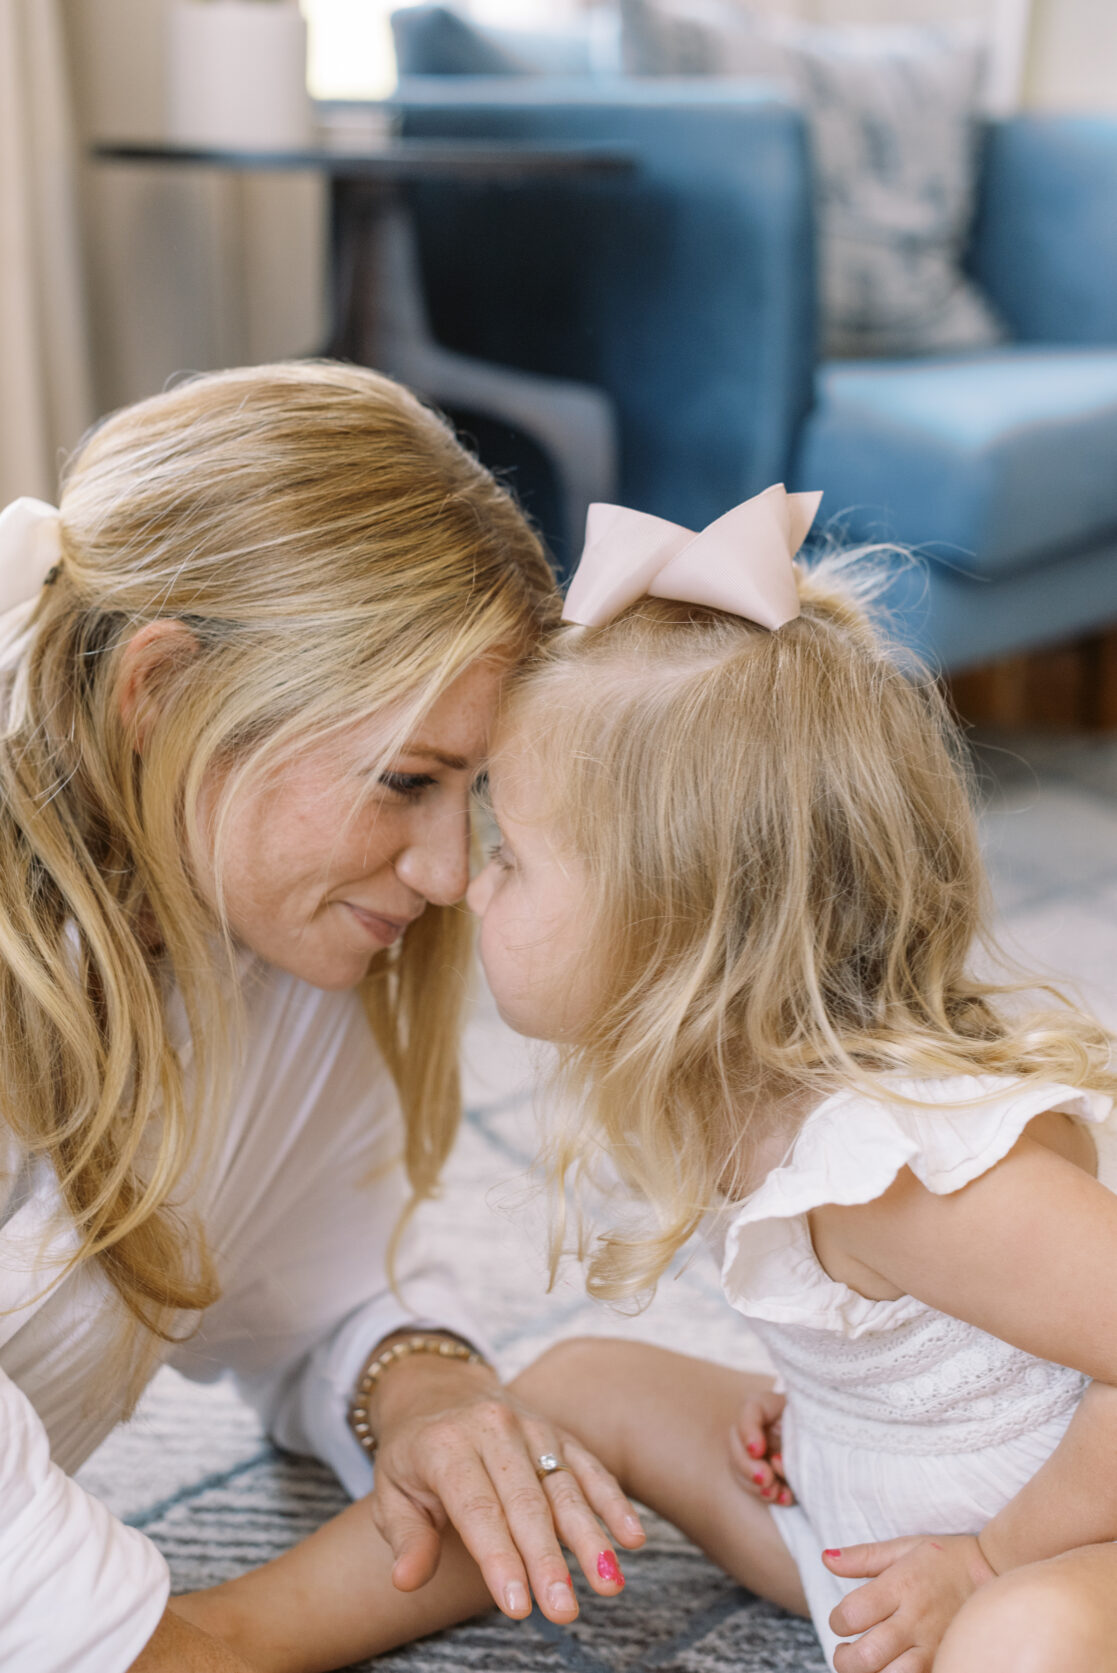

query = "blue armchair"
[390,71,1117,671]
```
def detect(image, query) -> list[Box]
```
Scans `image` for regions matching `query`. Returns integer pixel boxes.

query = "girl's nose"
[465,863,494,917]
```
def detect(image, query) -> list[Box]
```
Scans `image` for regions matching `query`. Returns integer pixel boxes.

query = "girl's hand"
[826,1534,996,1672]
[728,1389,794,1508]
[367,1353,645,1624]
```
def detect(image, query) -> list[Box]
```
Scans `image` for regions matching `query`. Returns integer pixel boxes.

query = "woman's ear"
[118,620,200,752]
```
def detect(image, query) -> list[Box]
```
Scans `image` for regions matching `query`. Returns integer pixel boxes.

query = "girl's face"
[199,659,505,991]
[466,748,597,1042]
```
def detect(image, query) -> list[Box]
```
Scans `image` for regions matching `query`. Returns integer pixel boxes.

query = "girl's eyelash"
[379,771,436,799]
[487,840,513,870]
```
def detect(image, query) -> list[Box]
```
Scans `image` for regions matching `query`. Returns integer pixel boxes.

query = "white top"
[715,1074,1117,1667]
[0,957,484,1673]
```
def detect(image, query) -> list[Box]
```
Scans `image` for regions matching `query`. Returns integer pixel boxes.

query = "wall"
[63,0,325,417]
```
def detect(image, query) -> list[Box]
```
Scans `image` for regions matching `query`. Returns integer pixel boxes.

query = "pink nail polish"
[823,1549,842,1559]
[565,1574,574,1588]
[771,1453,783,1469]
[752,1471,766,1485]
[746,1439,764,1457]
[597,1550,624,1587]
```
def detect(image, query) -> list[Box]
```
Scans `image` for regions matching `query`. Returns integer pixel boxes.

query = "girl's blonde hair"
[0,360,556,1406]
[502,555,1116,1303]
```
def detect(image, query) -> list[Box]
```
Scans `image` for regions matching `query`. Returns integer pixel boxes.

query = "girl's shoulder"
[717,1073,1115,1336]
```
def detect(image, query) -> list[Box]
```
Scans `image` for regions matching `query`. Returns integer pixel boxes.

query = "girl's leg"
[513,1337,807,1615]
[177,1335,804,1673]
[934,1544,1117,1673]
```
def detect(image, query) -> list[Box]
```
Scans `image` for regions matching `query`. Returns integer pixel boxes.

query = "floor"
[77,730,1117,1673]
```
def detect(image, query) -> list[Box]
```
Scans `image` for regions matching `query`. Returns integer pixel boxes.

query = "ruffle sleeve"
[720,1075,1114,1337]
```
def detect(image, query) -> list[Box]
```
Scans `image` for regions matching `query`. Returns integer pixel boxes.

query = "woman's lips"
[343,903,414,945]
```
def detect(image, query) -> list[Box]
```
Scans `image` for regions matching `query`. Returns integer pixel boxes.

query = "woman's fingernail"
[505,1581,529,1615]
[624,1514,644,1538]
[746,1439,765,1457]
[597,1550,624,1586]
[549,1581,576,1613]
[823,1549,842,1559]
[771,1453,783,1469]
[779,1489,792,1506]
[565,1574,574,1588]
[752,1471,766,1485]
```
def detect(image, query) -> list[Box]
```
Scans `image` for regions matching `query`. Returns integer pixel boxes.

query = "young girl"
[465,486,1117,1673]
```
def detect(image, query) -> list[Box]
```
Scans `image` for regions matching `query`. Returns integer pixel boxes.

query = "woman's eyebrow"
[398,743,468,771]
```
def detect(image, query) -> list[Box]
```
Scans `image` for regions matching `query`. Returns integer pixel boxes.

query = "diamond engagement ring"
[535,1452,569,1480]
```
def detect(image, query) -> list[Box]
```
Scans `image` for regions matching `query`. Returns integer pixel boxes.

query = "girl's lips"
[343,903,412,945]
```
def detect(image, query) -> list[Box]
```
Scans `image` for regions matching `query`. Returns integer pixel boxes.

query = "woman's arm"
[168,1368,641,1673]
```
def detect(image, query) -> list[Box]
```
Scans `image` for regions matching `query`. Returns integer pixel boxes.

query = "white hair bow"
[561,483,822,629]
[0,497,63,618]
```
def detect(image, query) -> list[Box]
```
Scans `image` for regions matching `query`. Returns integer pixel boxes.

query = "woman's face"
[199,659,506,990]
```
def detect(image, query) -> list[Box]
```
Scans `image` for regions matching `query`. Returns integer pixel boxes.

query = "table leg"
[328,178,617,558]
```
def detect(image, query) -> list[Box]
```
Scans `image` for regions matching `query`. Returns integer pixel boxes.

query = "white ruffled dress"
[716,1075,1117,1668]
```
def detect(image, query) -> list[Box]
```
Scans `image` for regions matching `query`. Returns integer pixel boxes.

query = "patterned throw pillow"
[621,0,1005,359]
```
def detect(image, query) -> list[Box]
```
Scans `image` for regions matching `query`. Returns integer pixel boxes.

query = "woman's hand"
[366,1351,646,1624]
[728,1389,794,1508]
[826,1534,996,1672]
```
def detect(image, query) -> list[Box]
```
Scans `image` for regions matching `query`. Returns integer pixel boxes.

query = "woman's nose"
[395,805,471,907]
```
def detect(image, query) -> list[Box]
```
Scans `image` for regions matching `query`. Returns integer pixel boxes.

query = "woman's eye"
[487,840,514,872]
[379,772,436,800]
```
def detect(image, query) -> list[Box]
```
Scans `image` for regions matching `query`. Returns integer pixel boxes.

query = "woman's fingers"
[529,1434,644,1596]
[368,1479,445,1593]
[555,1435,645,1550]
[536,1462,627,1600]
[431,1448,555,1620]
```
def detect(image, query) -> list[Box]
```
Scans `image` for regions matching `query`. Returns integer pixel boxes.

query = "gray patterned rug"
[77,732,1117,1672]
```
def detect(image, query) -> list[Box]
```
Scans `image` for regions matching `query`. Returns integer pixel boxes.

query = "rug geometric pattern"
[76,732,1117,1672]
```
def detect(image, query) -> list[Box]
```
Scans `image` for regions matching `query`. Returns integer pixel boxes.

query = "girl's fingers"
[728,1424,768,1494]
[825,1538,923,1581]
[829,1576,895,1639]
[831,1618,911,1673]
[734,1399,772,1460]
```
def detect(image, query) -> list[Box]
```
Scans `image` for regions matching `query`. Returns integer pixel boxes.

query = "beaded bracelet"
[347,1332,489,1459]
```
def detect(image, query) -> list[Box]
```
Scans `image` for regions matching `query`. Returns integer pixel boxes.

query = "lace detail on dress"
[748,1309,1087,1455]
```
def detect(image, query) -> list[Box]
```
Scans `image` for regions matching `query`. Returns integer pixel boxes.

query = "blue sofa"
[388,36,1117,671]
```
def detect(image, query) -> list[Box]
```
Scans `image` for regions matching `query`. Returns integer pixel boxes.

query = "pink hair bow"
[561,483,822,629]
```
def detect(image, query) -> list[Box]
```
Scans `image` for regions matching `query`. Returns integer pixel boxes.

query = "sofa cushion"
[796,347,1117,577]
[391,5,603,78]
[622,0,1003,360]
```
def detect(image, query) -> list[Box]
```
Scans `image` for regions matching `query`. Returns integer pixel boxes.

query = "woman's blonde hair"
[501,554,1116,1303]
[0,360,556,1406]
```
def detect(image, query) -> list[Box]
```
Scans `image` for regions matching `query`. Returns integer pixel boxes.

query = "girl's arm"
[811,1131,1117,1668]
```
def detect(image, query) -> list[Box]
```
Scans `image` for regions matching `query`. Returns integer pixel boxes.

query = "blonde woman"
[0,362,641,1673]
[458,489,1117,1673]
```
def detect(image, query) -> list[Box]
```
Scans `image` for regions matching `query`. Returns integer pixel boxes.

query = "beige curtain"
[0,0,93,504]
